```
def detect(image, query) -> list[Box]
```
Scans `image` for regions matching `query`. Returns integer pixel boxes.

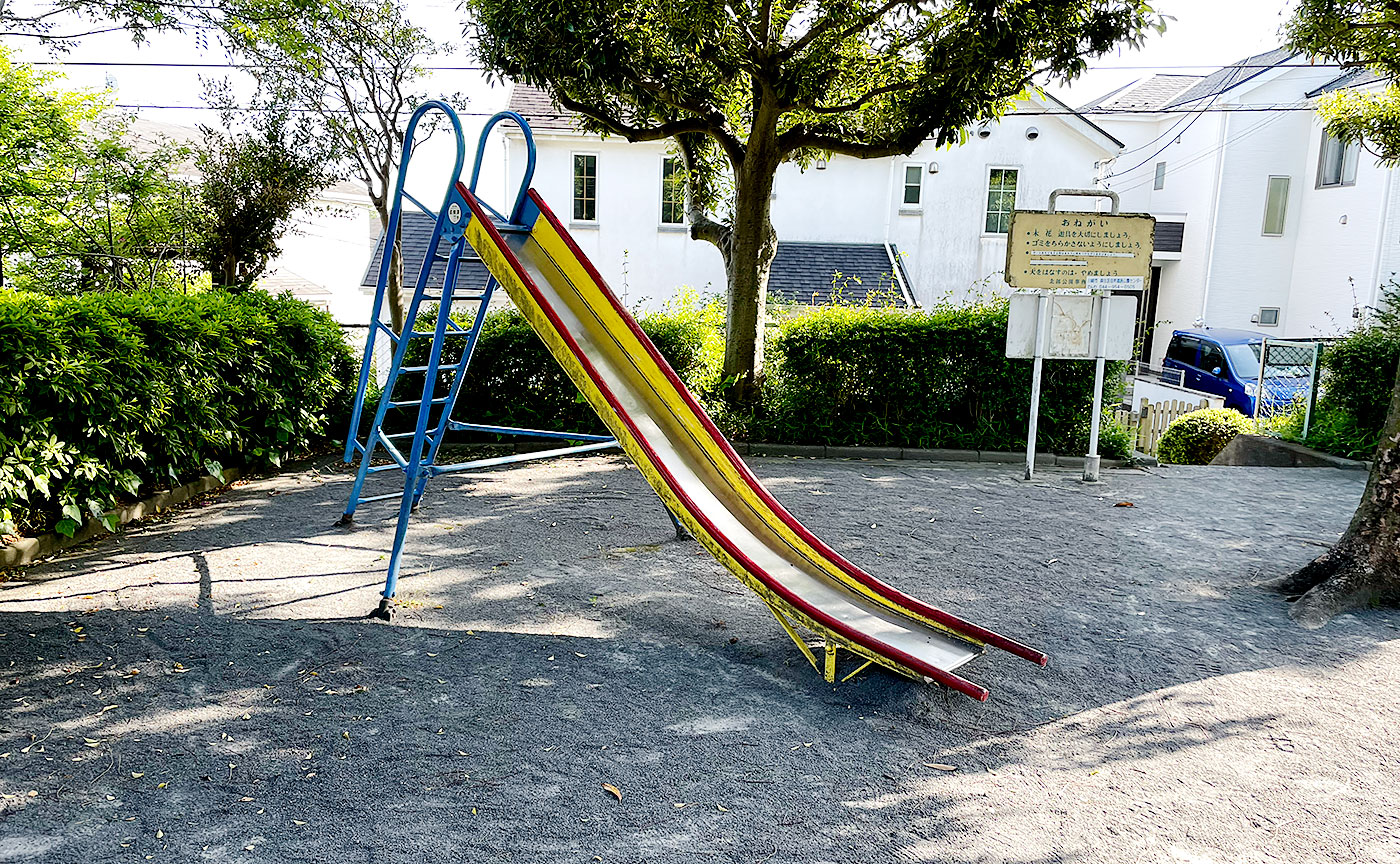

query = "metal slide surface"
[461,186,1047,701]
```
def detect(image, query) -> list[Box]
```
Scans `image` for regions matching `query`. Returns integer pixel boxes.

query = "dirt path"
[1,456,1396,863]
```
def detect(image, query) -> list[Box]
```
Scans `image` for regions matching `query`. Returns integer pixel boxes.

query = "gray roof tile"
[768,242,909,307]
[506,83,580,133]
[1082,74,1203,111]
[361,211,492,292]
[1166,47,1296,108]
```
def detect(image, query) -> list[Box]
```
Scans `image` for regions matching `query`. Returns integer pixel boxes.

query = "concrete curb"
[1,468,242,569]
[740,443,1128,469]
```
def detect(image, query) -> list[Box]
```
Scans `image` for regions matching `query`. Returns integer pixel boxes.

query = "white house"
[488,84,1124,310]
[1089,49,1400,364]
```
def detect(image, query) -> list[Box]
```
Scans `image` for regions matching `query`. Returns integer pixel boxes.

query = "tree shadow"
[3,457,1397,862]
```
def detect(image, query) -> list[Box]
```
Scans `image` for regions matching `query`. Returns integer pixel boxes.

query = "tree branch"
[776,0,915,61]
[555,91,746,165]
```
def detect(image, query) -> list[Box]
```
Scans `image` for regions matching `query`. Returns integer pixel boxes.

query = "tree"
[210,0,451,330]
[0,48,200,292]
[465,0,1163,397]
[195,114,334,291]
[1273,0,1400,626]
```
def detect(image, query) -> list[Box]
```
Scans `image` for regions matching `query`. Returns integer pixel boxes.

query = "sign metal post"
[1004,189,1154,481]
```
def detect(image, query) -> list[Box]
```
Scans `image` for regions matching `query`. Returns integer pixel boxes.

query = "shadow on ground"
[3,456,1398,863]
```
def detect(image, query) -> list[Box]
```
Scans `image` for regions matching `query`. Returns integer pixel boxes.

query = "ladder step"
[399,362,467,373]
[388,397,450,407]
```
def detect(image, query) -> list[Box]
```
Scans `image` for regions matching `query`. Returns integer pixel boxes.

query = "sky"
[4,0,1301,198]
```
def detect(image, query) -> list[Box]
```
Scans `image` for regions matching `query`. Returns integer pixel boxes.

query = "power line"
[100,102,1334,115]
[26,60,487,71]
[18,59,1374,74]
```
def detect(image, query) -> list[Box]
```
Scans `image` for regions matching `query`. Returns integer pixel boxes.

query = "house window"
[1258,307,1280,327]
[903,164,922,206]
[1317,132,1359,188]
[1262,175,1291,236]
[660,156,684,224]
[572,153,597,221]
[985,167,1018,233]
[1153,161,1167,190]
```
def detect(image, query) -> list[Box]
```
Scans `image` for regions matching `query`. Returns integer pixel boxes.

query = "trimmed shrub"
[760,301,1124,454]
[1157,408,1252,465]
[1,289,355,537]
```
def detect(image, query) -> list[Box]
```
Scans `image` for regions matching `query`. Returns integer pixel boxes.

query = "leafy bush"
[1269,325,1399,459]
[1316,326,1400,433]
[760,300,1123,453]
[1157,408,1253,465]
[1,288,355,537]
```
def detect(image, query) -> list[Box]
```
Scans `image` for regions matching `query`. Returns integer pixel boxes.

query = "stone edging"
[733,442,1129,469]
[0,468,243,569]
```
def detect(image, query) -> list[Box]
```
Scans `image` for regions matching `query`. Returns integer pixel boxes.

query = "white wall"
[1285,121,1393,336]
[506,134,727,309]
[505,99,1119,309]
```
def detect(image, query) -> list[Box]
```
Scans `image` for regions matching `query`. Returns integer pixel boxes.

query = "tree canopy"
[195,115,334,292]
[0,47,201,293]
[1289,0,1400,162]
[210,0,453,329]
[465,0,1163,391]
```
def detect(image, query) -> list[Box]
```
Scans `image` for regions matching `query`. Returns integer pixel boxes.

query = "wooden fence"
[1114,397,1210,458]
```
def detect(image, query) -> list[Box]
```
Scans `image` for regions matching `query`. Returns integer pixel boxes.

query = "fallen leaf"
[130,772,144,778]
[716,804,730,812]
[293,820,307,826]
[1114,501,1134,508]
[924,763,958,771]
[602,783,622,801]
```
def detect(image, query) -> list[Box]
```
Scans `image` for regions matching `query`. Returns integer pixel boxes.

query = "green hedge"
[1273,325,1400,459]
[761,301,1126,455]
[1,288,355,537]
[389,297,1125,458]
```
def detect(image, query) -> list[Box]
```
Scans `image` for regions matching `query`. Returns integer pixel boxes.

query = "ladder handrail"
[468,110,535,225]
[343,100,468,462]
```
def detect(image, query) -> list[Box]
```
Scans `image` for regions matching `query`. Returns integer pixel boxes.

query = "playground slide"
[460,185,1047,701]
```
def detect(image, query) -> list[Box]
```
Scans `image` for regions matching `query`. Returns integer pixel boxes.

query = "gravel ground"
[1,454,1398,864]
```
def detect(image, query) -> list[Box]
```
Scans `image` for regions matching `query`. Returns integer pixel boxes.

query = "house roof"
[768,242,909,307]
[361,210,492,292]
[1081,74,1204,112]
[1308,68,1385,98]
[366,212,910,307]
[506,83,580,133]
[1165,47,1297,108]
[508,82,1119,149]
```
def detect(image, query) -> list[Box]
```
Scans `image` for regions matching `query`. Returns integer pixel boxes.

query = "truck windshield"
[1225,342,1261,379]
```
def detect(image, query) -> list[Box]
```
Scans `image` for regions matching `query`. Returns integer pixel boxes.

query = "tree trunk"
[720,106,781,400]
[221,250,238,290]
[1275,358,1400,626]
[375,205,406,333]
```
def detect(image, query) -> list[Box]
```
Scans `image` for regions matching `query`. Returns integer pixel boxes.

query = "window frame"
[983,165,1020,235]
[571,151,599,224]
[901,162,923,208]
[1316,132,1360,189]
[1262,175,1291,237]
[659,155,685,227]
[1257,307,1281,327]
[1153,161,1166,191]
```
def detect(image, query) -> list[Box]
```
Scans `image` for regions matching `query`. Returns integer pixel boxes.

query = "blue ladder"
[340,104,663,621]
